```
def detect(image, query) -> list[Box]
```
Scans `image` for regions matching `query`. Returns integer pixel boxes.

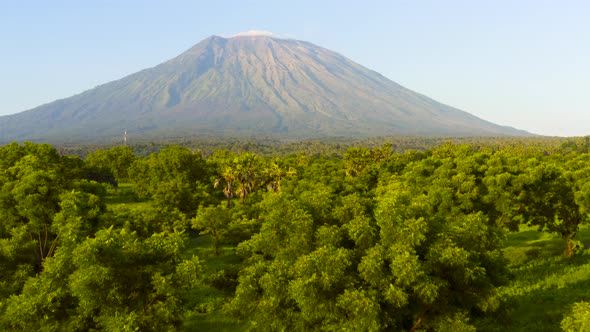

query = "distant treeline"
[51,135,587,159]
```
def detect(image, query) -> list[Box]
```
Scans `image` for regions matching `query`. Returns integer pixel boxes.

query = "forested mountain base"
[1,139,590,331]
[55,135,582,159]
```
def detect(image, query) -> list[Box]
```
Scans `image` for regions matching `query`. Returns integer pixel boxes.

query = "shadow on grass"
[504,226,590,268]
[504,230,547,246]
[104,182,146,206]
[504,232,564,267]
[478,237,590,331]
[184,236,243,268]
[184,310,247,332]
[182,281,247,331]
[479,273,590,332]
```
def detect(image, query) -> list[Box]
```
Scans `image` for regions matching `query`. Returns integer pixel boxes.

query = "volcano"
[0,31,532,142]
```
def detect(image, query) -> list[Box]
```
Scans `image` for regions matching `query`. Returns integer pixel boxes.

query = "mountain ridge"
[0,33,533,143]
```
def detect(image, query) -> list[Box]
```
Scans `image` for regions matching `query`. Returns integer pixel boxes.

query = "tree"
[192,204,233,256]
[520,159,585,257]
[561,301,590,332]
[484,152,589,257]
[214,165,239,208]
[129,146,209,214]
[365,180,506,330]
[0,229,201,331]
[264,160,296,193]
[227,193,315,331]
[344,147,372,177]
[228,176,507,330]
[0,142,110,309]
[85,146,136,181]
[0,144,71,272]
[213,152,264,207]
[234,152,264,203]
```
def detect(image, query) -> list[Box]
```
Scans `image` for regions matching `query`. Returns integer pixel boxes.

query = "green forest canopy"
[1,138,590,331]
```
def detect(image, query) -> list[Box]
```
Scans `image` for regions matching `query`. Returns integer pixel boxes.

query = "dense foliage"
[1,139,590,331]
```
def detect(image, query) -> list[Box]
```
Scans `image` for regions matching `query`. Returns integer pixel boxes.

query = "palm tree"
[235,153,262,203]
[265,160,297,193]
[214,166,239,208]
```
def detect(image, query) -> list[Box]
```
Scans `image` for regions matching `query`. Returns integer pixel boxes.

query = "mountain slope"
[0,33,532,142]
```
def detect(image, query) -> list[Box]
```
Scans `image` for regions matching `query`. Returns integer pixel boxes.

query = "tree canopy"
[2,140,590,331]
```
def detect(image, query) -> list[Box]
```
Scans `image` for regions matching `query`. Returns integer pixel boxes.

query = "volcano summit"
[0,32,531,142]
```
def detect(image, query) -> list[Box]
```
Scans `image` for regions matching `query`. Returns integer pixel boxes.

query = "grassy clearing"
[104,182,150,209]
[182,236,247,331]
[476,225,590,331]
[104,183,246,330]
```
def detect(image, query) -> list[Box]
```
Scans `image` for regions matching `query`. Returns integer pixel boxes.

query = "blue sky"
[1,1,588,136]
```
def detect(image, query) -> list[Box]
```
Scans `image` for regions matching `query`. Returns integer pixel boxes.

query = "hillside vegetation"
[1,138,590,331]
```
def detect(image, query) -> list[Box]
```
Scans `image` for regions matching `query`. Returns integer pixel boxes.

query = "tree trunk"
[565,238,574,258]
[214,234,220,256]
[33,248,42,273]
[226,186,233,208]
[410,305,429,332]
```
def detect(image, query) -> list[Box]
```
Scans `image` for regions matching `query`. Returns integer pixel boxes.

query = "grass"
[104,182,151,209]
[181,236,247,332]
[475,225,590,331]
